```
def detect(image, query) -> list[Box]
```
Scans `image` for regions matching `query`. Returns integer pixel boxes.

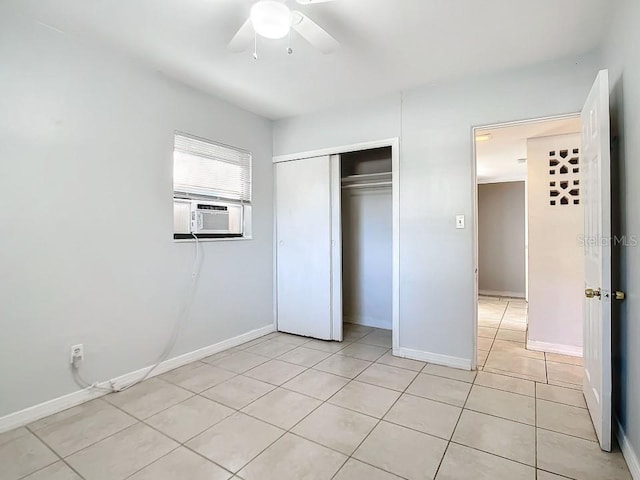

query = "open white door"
[582,69,612,451]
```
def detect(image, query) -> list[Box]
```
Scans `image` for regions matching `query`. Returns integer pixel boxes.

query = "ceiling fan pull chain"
[287,30,293,55]
[253,31,259,60]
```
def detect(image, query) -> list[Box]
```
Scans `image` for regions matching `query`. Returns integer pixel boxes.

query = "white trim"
[344,316,392,330]
[273,163,279,333]
[526,339,582,357]
[109,324,274,389]
[394,347,472,371]
[472,127,479,370]
[273,138,399,164]
[616,415,640,480]
[391,138,400,352]
[0,324,275,434]
[0,386,105,436]
[479,289,526,298]
[271,137,400,353]
[473,113,582,132]
[524,176,529,301]
[173,237,253,243]
[477,175,527,185]
[330,154,343,341]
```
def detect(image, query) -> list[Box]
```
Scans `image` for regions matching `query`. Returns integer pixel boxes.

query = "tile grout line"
[10,327,595,480]
[130,345,314,478]
[120,444,185,480]
[544,353,550,385]
[486,299,507,357]
[24,395,165,476]
[235,374,393,478]
[23,424,87,480]
[431,360,477,479]
[534,306,540,475]
[468,300,539,474]
[229,331,401,478]
[480,300,561,386]
[232,358,601,460]
[0,330,494,478]
[326,352,430,480]
[480,298,509,369]
[446,439,538,472]
[23,345,484,479]
[481,301,594,480]
[43,388,209,478]
[135,383,286,478]
[179,333,389,477]
[333,342,433,478]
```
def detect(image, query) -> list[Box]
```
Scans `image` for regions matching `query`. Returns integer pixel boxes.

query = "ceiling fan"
[228,0,340,58]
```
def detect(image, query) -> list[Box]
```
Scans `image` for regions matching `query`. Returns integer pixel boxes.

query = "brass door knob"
[615,291,626,300]
[585,288,602,299]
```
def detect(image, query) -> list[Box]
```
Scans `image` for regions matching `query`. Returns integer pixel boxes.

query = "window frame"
[172,131,253,241]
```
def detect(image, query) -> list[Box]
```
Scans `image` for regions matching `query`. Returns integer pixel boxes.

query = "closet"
[275,147,393,341]
[340,148,393,331]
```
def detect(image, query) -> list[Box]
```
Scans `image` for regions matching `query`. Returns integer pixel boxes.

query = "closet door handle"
[279,240,285,247]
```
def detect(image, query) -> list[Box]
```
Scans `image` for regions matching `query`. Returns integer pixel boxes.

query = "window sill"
[173,235,252,243]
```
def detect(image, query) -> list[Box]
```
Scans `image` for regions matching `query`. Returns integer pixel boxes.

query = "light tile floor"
[1,317,632,480]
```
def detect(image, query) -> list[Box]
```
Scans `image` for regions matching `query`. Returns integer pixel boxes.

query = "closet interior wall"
[340,147,393,330]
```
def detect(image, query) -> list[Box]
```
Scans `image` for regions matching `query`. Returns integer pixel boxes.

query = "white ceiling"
[476,117,582,183]
[6,0,612,119]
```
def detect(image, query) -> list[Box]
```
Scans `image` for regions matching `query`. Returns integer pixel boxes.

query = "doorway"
[473,115,584,375]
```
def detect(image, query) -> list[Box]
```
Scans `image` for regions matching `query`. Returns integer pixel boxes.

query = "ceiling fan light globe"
[250,1,291,40]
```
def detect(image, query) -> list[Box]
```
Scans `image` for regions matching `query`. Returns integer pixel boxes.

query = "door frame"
[273,138,400,351]
[471,113,580,369]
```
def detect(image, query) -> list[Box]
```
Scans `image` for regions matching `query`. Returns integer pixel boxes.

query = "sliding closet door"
[276,156,332,339]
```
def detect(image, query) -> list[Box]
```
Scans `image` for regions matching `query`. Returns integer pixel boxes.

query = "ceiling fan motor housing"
[250,1,291,40]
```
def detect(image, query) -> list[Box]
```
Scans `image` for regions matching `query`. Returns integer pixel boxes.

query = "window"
[173,132,252,239]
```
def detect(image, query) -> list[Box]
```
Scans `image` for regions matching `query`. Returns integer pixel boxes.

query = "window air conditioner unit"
[190,200,243,235]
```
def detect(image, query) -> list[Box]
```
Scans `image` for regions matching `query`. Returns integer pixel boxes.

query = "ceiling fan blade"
[296,0,338,4]
[291,11,339,54]
[227,18,254,53]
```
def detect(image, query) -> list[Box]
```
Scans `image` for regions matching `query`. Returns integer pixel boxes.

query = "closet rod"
[342,181,392,190]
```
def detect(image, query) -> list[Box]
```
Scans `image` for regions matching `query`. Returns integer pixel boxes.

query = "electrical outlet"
[70,344,84,364]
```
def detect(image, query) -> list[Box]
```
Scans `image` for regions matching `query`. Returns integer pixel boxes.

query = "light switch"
[456,215,465,229]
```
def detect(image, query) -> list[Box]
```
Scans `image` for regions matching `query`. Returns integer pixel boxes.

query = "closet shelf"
[341,172,392,185]
[342,181,391,190]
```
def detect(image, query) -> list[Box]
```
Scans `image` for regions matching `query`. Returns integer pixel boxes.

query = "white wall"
[274,53,602,364]
[0,11,273,417]
[274,94,402,156]
[342,187,393,329]
[478,182,526,297]
[527,134,583,351]
[603,0,640,471]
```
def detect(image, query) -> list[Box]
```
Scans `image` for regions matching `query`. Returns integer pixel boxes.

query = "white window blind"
[173,132,252,202]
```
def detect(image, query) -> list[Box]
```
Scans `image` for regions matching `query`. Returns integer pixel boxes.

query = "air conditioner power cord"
[71,233,202,393]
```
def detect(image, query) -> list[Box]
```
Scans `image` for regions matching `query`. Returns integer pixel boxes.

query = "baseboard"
[394,347,472,371]
[109,324,274,390]
[616,415,640,479]
[526,339,582,357]
[0,384,107,436]
[344,316,392,330]
[0,324,275,434]
[479,289,525,299]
